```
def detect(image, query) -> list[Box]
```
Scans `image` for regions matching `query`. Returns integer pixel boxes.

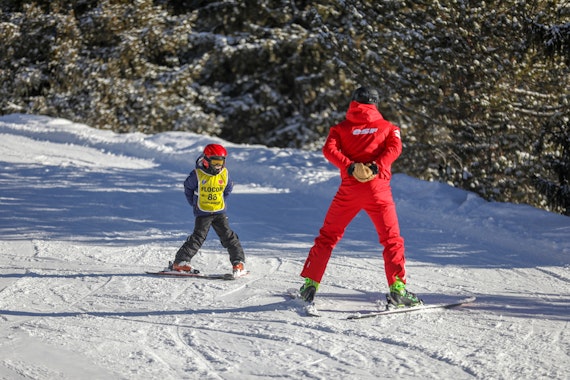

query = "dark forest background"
[1,0,569,214]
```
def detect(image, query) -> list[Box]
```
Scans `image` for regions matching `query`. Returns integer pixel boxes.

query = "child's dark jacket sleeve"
[224,171,234,198]
[183,170,198,207]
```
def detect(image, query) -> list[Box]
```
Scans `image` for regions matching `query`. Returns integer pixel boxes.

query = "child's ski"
[146,270,249,280]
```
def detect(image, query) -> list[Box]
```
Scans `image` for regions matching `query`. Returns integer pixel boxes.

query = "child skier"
[169,143,247,278]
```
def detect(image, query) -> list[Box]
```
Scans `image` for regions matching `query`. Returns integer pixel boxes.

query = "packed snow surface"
[0,114,568,379]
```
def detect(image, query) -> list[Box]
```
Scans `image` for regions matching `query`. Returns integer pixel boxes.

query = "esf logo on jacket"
[352,128,378,135]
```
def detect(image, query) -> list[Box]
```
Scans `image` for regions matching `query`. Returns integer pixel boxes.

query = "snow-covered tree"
[1,0,569,214]
[527,10,570,215]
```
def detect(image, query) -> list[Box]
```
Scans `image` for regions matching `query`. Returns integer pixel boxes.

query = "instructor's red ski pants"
[301,179,406,286]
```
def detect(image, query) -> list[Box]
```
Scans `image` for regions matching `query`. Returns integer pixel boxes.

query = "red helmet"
[202,144,227,174]
[203,144,227,158]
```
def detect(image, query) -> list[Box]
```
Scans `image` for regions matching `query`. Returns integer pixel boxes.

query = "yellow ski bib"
[196,168,228,212]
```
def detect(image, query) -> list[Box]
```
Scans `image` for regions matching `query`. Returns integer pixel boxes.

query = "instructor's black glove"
[347,163,356,176]
[369,162,378,175]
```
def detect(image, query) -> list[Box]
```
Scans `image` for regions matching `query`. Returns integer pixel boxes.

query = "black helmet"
[352,87,379,105]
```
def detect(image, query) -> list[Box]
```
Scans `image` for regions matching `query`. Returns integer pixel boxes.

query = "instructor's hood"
[345,101,384,124]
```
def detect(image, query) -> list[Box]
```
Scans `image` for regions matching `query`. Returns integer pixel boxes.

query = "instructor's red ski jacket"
[323,101,402,181]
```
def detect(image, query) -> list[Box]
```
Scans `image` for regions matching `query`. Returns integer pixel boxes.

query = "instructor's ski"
[346,296,476,319]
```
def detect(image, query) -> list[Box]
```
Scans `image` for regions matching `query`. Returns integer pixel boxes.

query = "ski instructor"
[298,86,422,308]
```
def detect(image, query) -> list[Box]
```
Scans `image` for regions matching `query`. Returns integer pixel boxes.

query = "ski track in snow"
[0,114,569,379]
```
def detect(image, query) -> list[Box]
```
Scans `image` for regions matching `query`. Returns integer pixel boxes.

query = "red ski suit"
[300,101,407,287]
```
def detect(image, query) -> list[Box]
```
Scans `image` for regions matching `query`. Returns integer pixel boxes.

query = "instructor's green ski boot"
[387,277,422,308]
[299,278,319,303]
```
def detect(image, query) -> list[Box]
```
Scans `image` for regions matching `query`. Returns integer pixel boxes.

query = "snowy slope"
[0,114,568,380]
